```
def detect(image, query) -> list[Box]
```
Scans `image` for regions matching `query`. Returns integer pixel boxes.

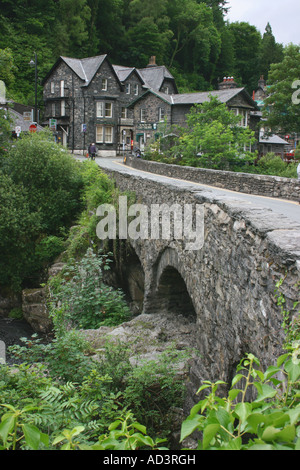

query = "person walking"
[88,143,97,160]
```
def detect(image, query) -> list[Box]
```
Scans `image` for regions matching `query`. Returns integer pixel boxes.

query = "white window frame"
[101,78,108,91]
[96,102,104,117]
[140,108,146,122]
[126,83,131,94]
[96,125,104,143]
[105,126,113,143]
[121,107,127,119]
[159,107,165,122]
[134,84,139,95]
[96,125,113,143]
[50,82,55,94]
[105,102,112,118]
[61,99,65,116]
[60,80,64,97]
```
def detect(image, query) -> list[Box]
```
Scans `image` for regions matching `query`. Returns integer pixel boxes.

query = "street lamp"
[29,52,38,123]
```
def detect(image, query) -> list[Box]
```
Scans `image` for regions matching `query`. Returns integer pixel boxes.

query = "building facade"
[42,55,177,156]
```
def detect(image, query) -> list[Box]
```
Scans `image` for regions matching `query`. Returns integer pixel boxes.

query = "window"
[232,108,248,127]
[96,125,104,143]
[121,107,127,119]
[165,86,169,95]
[140,108,146,122]
[134,84,139,95]
[96,102,104,117]
[105,102,112,118]
[50,82,55,94]
[105,126,113,143]
[126,83,131,94]
[101,78,108,91]
[61,100,65,116]
[51,103,55,116]
[96,102,113,118]
[159,107,165,122]
[60,80,64,97]
[96,125,113,143]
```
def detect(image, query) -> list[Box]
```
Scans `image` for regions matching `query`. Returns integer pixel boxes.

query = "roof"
[43,55,122,89]
[136,65,177,92]
[128,87,258,110]
[259,131,289,145]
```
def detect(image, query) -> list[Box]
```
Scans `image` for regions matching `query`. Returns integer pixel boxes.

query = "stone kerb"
[100,164,300,400]
[127,157,300,201]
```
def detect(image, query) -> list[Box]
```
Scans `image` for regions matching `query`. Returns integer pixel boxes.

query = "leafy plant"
[180,350,300,450]
[49,248,131,330]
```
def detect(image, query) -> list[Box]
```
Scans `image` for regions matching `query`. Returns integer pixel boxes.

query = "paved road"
[77,156,300,225]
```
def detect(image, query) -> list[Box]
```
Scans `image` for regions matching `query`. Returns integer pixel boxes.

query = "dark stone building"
[42,55,177,156]
[129,77,259,152]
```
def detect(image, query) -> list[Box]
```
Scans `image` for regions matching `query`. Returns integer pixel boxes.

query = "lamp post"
[29,52,38,123]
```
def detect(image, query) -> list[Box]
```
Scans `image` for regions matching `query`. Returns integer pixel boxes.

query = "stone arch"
[149,247,197,321]
[119,242,145,314]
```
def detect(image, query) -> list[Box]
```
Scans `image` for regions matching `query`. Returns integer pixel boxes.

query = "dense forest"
[0,0,285,108]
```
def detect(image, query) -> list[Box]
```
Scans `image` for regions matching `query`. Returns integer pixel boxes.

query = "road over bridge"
[82,156,300,404]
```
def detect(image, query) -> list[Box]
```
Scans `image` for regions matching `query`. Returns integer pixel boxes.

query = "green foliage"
[264,44,300,134]
[255,153,297,178]
[4,131,83,234]
[49,248,132,331]
[167,96,256,169]
[180,351,300,450]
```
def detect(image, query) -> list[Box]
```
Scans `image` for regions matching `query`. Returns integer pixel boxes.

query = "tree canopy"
[0,0,287,106]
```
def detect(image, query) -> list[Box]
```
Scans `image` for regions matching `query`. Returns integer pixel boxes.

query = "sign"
[23,111,32,121]
[49,118,57,130]
[29,123,37,133]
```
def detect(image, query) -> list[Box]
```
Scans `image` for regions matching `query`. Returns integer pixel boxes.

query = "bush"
[255,152,297,178]
[4,131,83,234]
[49,248,132,331]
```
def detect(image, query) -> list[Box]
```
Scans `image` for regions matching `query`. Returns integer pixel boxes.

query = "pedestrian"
[88,142,97,160]
[297,162,300,180]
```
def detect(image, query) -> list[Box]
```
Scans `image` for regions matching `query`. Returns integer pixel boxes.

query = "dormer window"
[134,84,139,95]
[101,79,108,91]
[126,83,131,94]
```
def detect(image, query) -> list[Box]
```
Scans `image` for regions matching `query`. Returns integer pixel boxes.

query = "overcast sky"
[225,0,300,46]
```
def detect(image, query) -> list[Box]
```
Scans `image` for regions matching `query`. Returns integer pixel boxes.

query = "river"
[0,317,37,364]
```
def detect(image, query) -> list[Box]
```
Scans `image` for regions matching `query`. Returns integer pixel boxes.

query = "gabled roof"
[42,55,122,89]
[137,65,178,93]
[112,65,145,86]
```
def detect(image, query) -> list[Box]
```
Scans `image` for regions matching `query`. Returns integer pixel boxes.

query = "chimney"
[218,76,237,90]
[147,56,157,67]
[258,75,266,89]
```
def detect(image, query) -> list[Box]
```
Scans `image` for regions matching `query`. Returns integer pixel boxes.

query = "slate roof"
[259,131,289,145]
[61,55,107,85]
[128,87,258,110]
[137,65,176,92]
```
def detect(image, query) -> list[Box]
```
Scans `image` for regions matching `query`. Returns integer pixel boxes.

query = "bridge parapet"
[127,156,300,201]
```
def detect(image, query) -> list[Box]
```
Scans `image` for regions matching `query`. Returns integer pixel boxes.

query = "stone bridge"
[97,157,300,403]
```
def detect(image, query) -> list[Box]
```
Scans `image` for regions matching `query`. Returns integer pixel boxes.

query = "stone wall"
[100,163,300,407]
[126,157,300,201]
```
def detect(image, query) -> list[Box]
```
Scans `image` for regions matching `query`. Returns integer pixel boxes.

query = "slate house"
[129,77,259,151]
[42,55,177,156]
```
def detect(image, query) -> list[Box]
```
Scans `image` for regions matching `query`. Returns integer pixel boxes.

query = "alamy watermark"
[96,196,204,251]
[292,80,300,105]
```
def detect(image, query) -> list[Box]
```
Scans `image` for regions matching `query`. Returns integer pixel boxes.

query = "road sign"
[29,123,37,133]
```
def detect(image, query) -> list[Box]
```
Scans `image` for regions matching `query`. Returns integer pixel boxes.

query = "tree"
[263,44,300,134]
[0,172,41,290]
[228,22,262,92]
[258,23,284,80]
[174,96,256,169]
